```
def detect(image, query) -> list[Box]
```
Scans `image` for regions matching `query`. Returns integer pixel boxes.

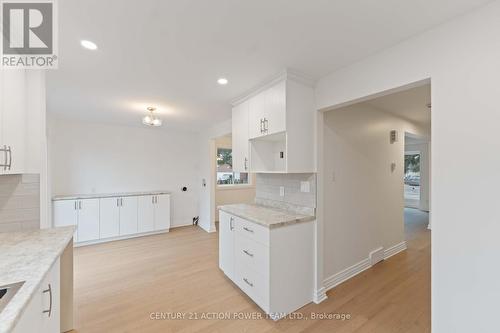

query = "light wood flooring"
[71,209,430,333]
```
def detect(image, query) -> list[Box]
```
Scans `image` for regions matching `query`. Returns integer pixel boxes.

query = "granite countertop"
[0,227,75,333]
[52,190,172,201]
[218,203,315,229]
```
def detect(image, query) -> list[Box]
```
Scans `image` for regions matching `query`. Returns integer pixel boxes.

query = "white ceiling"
[364,84,431,126]
[47,0,490,131]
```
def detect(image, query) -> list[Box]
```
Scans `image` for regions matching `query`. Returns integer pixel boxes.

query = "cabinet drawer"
[234,217,269,246]
[235,261,269,312]
[235,234,269,278]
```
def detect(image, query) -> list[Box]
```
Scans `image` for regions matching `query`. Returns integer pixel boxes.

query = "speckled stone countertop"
[52,190,171,201]
[218,203,315,229]
[0,227,75,333]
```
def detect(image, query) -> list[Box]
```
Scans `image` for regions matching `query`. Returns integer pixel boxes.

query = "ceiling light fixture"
[142,107,162,127]
[217,78,228,85]
[80,40,98,50]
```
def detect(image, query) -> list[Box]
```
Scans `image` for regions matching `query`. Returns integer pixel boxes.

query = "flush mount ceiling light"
[142,107,162,127]
[217,78,228,85]
[80,40,98,50]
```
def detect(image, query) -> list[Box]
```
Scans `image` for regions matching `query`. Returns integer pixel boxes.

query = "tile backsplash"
[0,174,40,232]
[256,173,316,215]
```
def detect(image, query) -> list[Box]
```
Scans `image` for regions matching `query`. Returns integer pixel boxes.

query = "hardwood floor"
[72,210,430,333]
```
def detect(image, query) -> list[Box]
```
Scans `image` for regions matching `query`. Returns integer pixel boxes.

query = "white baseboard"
[75,229,169,247]
[313,287,328,304]
[323,241,407,292]
[384,241,407,260]
[324,258,371,291]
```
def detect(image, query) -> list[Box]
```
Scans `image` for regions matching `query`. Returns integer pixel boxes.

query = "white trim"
[74,229,170,247]
[324,258,371,291]
[313,287,328,304]
[323,241,408,292]
[199,223,217,233]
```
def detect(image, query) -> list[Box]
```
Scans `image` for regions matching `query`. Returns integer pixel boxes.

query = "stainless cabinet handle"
[79,201,82,210]
[244,158,248,171]
[229,217,234,231]
[42,283,52,317]
[7,146,11,170]
[264,118,268,133]
[243,278,253,287]
[243,227,254,233]
[260,119,264,133]
[152,196,154,204]
[74,201,77,210]
[155,196,157,204]
[117,198,120,207]
[243,249,254,257]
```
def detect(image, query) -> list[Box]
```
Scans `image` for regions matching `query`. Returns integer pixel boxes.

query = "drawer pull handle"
[243,227,254,233]
[243,278,253,287]
[42,283,52,317]
[243,249,254,257]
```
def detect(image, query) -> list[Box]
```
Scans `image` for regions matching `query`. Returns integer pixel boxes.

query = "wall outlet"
[300,181,310,193]
[279,186,285,197]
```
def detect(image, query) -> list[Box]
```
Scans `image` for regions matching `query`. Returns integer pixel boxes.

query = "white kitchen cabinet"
[231,101,250,173]
[99,197,120,238]
[76,199,100,242]
[154,194,171,231]
[12,258,60,333]
[53,200,78,242]
[119,196,138,236]
[138,195,155,233]
[218,210,314,320]
[53,192,170,245]
[219,211,235,281]
[232,71,315,173]
[0,70,44,175]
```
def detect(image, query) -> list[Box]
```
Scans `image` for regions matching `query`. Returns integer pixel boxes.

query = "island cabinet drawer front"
[235,261,269,312]
[235,234,269,277]
[235,217,269,246]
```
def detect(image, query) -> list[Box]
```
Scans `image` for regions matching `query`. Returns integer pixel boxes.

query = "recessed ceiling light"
[80,40,97,50]
[217,78,228,85]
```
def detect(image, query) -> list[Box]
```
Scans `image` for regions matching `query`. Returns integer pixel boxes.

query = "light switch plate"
[300,181,310,193]
[279,186,285,197]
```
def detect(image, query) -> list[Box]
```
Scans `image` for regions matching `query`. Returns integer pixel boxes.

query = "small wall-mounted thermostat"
[390,130,398,144]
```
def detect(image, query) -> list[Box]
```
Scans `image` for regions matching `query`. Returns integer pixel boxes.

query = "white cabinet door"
[119,196,138,236]
[219,211,235,281]
[41,258,60,333]
[138,195,155,233]
[154,194,170,231]
[100,197,120,239]
[265,80,286,135]
[77,199,100,242]
[232,101,250,173]
[0,70,26,175]
[248,93,266,139]
[53,200,78,241]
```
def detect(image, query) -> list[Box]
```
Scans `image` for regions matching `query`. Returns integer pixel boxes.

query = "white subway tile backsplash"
[0,174,40,232]
[256,173,316,210]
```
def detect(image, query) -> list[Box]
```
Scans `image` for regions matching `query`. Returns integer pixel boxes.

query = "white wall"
[323,103,426,277]
[214,135,255,222]
[316,2,500,331]
[197,119,232,232]
[48,117,200,228]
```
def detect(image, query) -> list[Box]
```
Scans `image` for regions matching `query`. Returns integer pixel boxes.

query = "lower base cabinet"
[53,193,171,246]
[12,258,60,333]
[218,211,314,320]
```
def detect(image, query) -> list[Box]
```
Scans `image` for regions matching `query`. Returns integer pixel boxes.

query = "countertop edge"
[218,205,315,229]
[0,227,75,333]
[52,191,172,201]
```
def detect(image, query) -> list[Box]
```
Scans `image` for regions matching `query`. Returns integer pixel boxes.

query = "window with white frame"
[216,148,249,185]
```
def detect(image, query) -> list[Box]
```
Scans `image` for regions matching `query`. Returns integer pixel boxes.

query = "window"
[404,153,421,206]
[216,148,249,185]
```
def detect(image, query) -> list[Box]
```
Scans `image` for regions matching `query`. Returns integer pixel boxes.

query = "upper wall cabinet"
[0,70,45,175]
[231,70,316,173]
